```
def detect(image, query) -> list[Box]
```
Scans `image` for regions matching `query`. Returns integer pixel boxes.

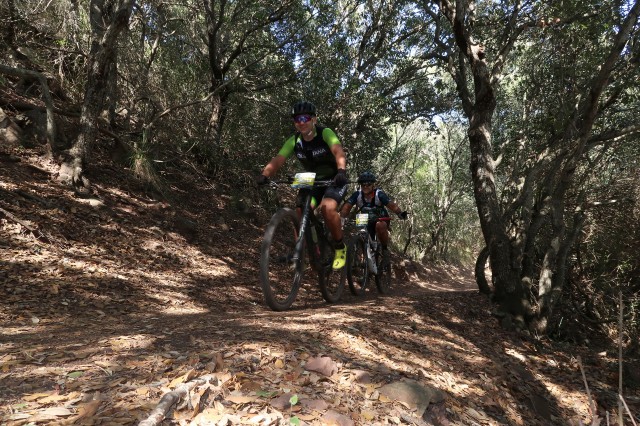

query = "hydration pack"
[356,188,383,209]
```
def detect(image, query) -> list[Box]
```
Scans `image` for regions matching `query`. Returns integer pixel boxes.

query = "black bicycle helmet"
[357,171,377,184]
[291,101,316,117]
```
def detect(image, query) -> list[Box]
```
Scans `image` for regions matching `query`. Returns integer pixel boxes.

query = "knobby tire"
[375,249,392,294]
[346,235,369,296]
[260,208,304,311]
[318,239,345,303]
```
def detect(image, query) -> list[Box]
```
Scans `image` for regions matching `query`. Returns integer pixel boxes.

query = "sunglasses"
[361,182,374,187]
[293,114,313,124]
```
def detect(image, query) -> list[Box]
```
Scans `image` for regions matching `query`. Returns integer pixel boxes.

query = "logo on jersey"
[297,148,328,160]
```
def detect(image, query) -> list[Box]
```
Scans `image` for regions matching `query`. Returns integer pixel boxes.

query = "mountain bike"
[345,211,393,296]
[259,173,345,311]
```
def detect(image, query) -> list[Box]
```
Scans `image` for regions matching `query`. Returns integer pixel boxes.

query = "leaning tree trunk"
[468,105,529,317]
[475,246,491,295]
[59,0,134,191]
[440,0,531,319]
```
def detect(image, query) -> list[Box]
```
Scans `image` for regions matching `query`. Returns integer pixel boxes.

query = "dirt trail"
[0,150,604,425]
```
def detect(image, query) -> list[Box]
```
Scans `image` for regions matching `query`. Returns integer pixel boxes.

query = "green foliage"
[476,0,639,338]
[128,131,164,193]
[561,156,640,344]
[289,394,300,425]
[364,118,479,264]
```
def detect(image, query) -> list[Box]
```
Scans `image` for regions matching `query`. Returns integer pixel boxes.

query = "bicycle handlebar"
[342,213,410,227]
[265,180,334,188]
[260,178,349,189]
[342,215,394,225]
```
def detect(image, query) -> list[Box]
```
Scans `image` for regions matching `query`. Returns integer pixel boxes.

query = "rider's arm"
[322,128,346,171]
[261,136,295,177]
[386,200,403,215]
[341,191,359,218]
[379,191,403,215]
[340,202,353,218]
[261,154,287,178]
[330,143,346,171]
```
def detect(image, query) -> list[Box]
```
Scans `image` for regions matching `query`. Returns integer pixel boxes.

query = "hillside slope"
[0,145,627,425]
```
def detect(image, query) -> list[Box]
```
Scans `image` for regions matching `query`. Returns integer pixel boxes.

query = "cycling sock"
[334,239,345,250]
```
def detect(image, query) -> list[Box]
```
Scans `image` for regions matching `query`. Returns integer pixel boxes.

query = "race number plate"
[291,172,316,189]
[355,213,369,227]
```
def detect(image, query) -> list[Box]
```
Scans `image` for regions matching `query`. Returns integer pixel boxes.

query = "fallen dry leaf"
[73,399,102,423]
[304,356,338,377]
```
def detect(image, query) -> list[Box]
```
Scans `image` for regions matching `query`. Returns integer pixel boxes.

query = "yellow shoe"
[332,245,347,270]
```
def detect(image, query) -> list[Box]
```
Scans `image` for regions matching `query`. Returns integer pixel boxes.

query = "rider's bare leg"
[376,221,390,248]
[320,198,343,244]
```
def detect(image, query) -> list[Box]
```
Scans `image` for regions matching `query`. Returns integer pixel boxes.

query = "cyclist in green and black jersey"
[257,101,349,269]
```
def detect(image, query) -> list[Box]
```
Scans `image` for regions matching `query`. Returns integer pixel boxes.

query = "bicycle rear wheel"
[260,208,304,311]
[346,236,369,296]
[375,249,392,294]
[318,240,345,303]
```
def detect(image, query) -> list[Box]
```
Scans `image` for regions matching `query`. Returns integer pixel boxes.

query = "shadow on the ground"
[0,150,593,425]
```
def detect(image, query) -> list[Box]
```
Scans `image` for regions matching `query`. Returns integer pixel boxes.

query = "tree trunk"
[475,246,491,295]
[440,0,639,330]
[469,117,528,316]
[402,220,413,256]
[59,0,134,191]
[532,209,586,333]
[535,198,565,332]
[208,91,226,146]
[440,0,531,319]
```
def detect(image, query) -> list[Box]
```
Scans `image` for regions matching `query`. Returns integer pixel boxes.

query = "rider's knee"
[375,221,388,232]
[320,200,337,216]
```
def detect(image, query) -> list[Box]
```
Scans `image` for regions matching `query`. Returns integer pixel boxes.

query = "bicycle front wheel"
[260,208,304,311]
[346,236,369,296]
[375,249,392,294]
[318,241,345,303]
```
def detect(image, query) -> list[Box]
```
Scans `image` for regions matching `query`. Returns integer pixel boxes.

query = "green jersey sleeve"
[321,127,341,147]
[277,135,296,158]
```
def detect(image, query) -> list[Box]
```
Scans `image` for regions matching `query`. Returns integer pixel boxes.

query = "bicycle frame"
[259,176,344,311]
[345,213,393,296]
[354,215,390,274]
[295,190,326,270]
[353,224,378,274]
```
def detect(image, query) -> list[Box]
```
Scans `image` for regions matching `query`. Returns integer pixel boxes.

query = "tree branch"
[0,64,56,148]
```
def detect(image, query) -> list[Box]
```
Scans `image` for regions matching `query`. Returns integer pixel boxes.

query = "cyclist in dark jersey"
[257,101,349,269]
[340,171,408,256]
